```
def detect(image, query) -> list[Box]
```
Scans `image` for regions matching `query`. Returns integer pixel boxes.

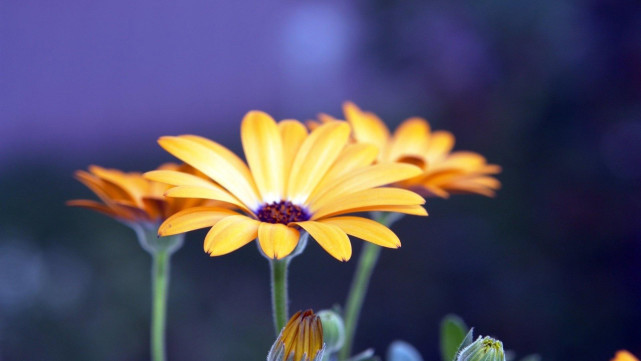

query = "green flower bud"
[317,309,345,353]
[456,336,505,361]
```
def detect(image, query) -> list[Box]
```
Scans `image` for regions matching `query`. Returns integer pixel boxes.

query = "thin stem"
[270,258,289,335]
[339,213,398,361]
[339,242,382,361]
[152,250,170,361]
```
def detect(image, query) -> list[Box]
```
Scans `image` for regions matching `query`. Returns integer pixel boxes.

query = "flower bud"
[456,336,505,361]
[267,310,325,361]
[317,310,345,353]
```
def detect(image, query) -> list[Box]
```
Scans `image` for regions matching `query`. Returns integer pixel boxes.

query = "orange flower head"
[612,351,640,361]
[68,163,211,225]
[336,102,501,198]
[149,111,427,261]
[267,310,325,361]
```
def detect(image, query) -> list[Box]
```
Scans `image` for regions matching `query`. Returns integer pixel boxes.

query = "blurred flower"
[68,163,210,225]
[456,336,505,361]
[612,351,640,361]
[314,102,501,198]
[267,310,325,361]
[149,111,426,261]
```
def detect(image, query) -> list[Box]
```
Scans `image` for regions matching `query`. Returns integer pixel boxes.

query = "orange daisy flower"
[68,163,210,226]
[147,111,426,261]
[313,102,501,198]
[612,351,640,361]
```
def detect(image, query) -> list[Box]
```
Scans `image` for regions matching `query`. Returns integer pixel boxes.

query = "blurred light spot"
[0,240,44,313]
[41,247,92,316]
[281,4,351,70]
[600,120,641,180]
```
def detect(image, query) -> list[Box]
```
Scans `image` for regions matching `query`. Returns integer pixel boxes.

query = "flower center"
[256,200,311,225]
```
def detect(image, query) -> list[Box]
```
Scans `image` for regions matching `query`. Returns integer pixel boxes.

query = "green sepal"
[452,328,475,361]
[440,314,468,361]
[387,341,424,361]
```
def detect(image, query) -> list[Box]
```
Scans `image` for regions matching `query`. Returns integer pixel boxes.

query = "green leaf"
[440,315,468,361]
[519,355,541,361]
[387,341,424,361]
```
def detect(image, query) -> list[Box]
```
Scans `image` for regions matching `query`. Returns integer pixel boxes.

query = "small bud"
[456,336,505,361]
[317,310,345,353]
[267,310,325,361]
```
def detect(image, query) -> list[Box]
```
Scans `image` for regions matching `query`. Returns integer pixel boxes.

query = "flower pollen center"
[256,200,310,225]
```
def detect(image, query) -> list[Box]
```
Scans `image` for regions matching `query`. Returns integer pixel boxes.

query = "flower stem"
[339,213,400,360]
[152,250,170,361]
[270,258,289,335]
[134,226,183,361]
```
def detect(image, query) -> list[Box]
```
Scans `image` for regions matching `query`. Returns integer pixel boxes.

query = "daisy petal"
[257,222,300,259]
[164,186,251,213]
[144,170,219,188]
[203,215,259,256]
[294,221,352,261]
[313,187,425,219]
[66,199,118,218]
[287,122,351,204]
[320,216,401,248]
[278,120,308,185]
[158,207,241,236]
[309,143,379,199]
[343,204,428,216]
[242,111,284,203]
[425,130,455,161]
[343,102,390,152]
[309,163,423,210]
[387,117,430,161]
[158,136,260,210]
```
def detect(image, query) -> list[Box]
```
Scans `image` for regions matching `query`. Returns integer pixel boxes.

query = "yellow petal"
[309,143,379,198]
[343,102,390,152]
[295,221,352,261]
[74,170,127,205]
[343,204,428,216]
[66,199,118,218]
[158,136,260,210]
[203,215,259,256]
[164,185,251,213]
[241,111,284,203]
[320,216,401,248]
[612,351,640,361]
[88,166,144,206]
[312,187,425,219]
[144,170,218,188]
[425,130,455,162]
[278,120,308,187]
[387,117,430,162]
[158,207,240,236]
[308,163,423,210]
[257,222,300,259]
[286,122,351,204]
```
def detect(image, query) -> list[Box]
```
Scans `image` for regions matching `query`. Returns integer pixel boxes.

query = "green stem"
[339,242,382,361]
[270,259,289,335]
[152,250,170,361]
[339,213,399,361]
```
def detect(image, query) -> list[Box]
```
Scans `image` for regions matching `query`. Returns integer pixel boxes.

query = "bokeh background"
[2,0,641,360]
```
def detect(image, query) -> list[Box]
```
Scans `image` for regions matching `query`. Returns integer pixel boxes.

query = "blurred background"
[2,0,641,360]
